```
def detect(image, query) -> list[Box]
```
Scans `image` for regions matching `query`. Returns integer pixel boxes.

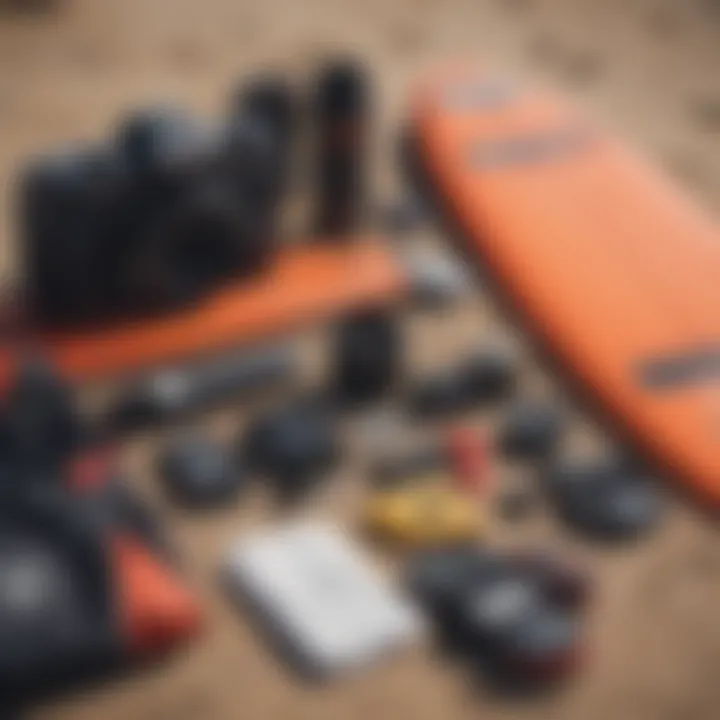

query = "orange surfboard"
[0,240,406,389]
[410,64,720,508]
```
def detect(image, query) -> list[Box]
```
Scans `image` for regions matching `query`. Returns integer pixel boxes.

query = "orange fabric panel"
[0,240,405,388]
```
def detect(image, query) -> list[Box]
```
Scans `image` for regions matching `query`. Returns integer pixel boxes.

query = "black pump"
[313,59,371,236]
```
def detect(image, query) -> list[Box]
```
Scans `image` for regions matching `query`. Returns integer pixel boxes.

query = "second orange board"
[410,64,720,508]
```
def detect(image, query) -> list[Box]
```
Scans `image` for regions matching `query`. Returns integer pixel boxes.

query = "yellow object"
[364,483,484,548]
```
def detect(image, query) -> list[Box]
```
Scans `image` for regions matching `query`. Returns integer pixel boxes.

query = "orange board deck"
[0,240,406,388]
[410,64,720,508]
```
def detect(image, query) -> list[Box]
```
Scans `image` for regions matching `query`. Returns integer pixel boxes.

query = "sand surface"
[1,1,720,719]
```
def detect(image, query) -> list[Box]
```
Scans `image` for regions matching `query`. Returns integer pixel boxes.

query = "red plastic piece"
[113,534,203,656]
[445,426,492,495]
[66,443,120,491]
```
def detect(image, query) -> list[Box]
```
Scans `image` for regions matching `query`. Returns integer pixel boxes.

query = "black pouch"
[0,482,122,708]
